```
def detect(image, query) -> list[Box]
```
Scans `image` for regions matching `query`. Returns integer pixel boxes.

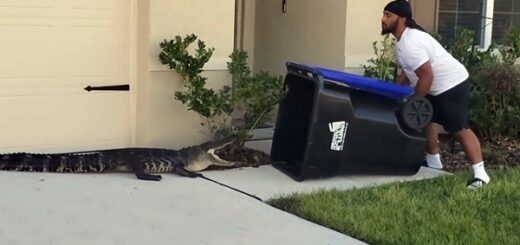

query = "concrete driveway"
[0,137,447,245]
[0,163,445,245]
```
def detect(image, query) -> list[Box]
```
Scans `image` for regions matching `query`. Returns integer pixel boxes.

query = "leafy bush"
[363,34,399,82]
[159,34,233,135]
[497,26,520,59]
[469,63,520,140]
[443,28,496,72]
[159,34,285,142]
[495,26,520,65]
[227,50,285,132]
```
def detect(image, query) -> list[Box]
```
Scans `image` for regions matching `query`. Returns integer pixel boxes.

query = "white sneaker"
[467,178,488,190]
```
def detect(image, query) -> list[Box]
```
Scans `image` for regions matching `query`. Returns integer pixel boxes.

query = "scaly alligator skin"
[0,140,240,181]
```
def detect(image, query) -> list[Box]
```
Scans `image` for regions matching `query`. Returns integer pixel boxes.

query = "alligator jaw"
[207,148,230,164]
[207,140,234,164]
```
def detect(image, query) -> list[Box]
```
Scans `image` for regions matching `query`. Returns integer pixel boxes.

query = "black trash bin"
[271,62,431,181]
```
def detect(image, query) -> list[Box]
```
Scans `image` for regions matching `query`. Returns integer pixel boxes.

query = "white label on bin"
[329,121,348,151]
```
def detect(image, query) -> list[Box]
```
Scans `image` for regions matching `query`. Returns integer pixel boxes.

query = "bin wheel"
[400,96,433,130]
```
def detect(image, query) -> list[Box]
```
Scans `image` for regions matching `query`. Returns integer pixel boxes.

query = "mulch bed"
[439,134,520,172]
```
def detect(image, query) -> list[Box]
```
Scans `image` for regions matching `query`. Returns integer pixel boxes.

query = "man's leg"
[426,123,440,154]
[453,128,482,163]
[425,123,443,169]
[454,128,490,188]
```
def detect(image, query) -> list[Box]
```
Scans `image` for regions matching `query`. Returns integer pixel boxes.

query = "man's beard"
[381,20,397,35]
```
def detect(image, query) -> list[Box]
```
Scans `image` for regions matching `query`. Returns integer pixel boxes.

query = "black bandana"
[384,0,412,19]
[384,0,425,32]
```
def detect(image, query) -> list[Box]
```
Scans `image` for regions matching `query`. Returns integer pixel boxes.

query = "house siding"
[135,0,236,149]
[253,0,347,76]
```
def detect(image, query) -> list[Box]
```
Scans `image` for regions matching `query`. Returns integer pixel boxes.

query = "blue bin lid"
[311,66,413,100]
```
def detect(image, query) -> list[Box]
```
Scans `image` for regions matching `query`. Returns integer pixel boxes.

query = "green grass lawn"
[269,169,520,245]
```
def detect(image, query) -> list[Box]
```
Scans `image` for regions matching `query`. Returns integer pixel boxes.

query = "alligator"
[0,139,245,181]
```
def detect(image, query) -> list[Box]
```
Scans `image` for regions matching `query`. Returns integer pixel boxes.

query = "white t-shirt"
[396,28,469,96]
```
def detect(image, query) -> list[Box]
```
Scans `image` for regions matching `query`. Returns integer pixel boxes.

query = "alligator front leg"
[131,158,162,181]
[135,172,162,181]
[173,165,200,178]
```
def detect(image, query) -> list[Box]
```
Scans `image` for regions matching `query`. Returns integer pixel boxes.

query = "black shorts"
[425,80,470,133]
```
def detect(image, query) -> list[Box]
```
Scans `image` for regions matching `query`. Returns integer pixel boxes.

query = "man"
[381,0,490,189]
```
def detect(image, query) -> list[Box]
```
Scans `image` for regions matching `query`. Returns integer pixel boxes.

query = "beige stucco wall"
[410,0,437,33]
[254,0,347,76]
[344,0,392,74]
[251,0,411,75]
[236,0,257,68]
[136,0,235,148]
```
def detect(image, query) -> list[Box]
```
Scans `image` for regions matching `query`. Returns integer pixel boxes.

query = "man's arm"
[413,61,433,97]
[395,70,409,86]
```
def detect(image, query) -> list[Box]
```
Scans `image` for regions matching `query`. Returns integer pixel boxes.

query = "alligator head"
[181,138,244,172]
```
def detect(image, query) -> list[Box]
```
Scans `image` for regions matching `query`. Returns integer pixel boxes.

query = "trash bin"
[271,62,432,181]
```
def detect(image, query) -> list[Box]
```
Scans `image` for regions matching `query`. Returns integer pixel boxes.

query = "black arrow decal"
[84,84,130,92]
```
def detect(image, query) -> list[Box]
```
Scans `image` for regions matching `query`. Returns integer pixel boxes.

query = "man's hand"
[395,70,409,86]
[414,61,433,97]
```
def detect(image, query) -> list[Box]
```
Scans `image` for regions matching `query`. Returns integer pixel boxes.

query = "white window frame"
[437,0,494,49]
[482,0,494,49]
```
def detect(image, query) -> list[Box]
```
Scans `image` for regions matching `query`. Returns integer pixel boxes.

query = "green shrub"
[469,63,520,140]
[159,34,233,135]
[443,28,496,72]
[363,34,399,82]
[227,50,285,133]
[159,34,285,142]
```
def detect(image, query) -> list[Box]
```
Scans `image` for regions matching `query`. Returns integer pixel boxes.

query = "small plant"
[222,50,285,142]
[159,34,285,143]
[442,28,497,72]
[363,34,399,82]
[159,34,233,135]
[496,26,520,65]
[469,63,520,140]
[446,28,476,69]
[228,50,285,130]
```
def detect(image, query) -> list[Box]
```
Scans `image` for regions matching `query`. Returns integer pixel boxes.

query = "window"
[493,0,520,42]
[438,0,484,45]
[437,0,520,47]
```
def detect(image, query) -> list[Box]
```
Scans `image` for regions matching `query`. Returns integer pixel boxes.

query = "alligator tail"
[0,152,107,173]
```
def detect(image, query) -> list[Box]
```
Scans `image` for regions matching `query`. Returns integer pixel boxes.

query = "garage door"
[0,0,132,153]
